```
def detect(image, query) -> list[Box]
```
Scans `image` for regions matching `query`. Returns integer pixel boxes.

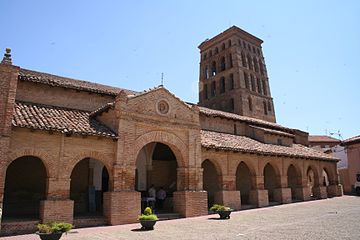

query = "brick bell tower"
[198,26,276,123]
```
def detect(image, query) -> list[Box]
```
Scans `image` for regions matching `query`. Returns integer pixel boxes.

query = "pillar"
[214,175,240,210]
[249,176,268,207]
[40,178,74,223]
[327,184,343,197]
[313,186,327,199]
[273,176,291,204]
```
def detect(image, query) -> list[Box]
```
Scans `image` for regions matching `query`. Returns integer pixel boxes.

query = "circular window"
[157,100,169,115]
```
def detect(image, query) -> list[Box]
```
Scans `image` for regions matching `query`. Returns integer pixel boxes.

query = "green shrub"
[37,222,73,234]
[138,214,158,221]
[210,204,232,212]
[144,207,152,215]
[138,207,158,221]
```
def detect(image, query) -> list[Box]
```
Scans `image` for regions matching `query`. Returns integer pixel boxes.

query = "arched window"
[244,72,249,89]
[262,80,267,95]
[204,84,208,99]
[209,50,212,57]
[253,57,259,73]
[229,74,234,90]
[247,44,251,51]
[247,55,253,70]
[268,101,272,111]
[215,47,218,54]
[222,43,225,50]
[228,54,233,68]
[203,53,207,60]
[263,101,268,115]
[241,52,247,67]
[230,98,234,112]
[248,97,253,111]
[204,65,209,80]
[252,46,256,54]
[257,77,262,94]
[211,61,217,76]
[220,77,225,93]
[228,40,232,47]
[211,81,216,97]
[220,57,226,71]
[250,75,256,92]
[259,60,264,76]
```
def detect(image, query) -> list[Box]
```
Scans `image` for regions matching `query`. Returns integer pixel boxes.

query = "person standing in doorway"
[156,186,167,210]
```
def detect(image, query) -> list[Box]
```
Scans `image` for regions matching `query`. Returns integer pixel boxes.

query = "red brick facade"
[0,28,343,236]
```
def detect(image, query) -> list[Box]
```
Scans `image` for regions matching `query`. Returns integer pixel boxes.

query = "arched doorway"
[307,167,319,198]
[236,162,253,207]
[3,156,46,220]
[322,169,330,197]
[264,163,278,203]
[70,158,109,217]
[136,142,177,213]
[287,164,301,201]
[202,159,219,207]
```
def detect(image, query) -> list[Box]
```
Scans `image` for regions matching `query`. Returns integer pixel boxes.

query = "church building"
[0,26,343,235]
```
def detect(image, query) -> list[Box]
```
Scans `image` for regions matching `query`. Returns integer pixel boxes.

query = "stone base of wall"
[173,191,208,217]
[1,219,39,236]
[294,187,311,201]
[249,189,268,207]
[327,184,343,197]
[214,190,241,210]
[103,191,140,225]
[313,186,327,199]
[40,200,74,224]
[274,188,292,204]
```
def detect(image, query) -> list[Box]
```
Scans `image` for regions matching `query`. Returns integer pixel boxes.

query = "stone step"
[73,216,108,228]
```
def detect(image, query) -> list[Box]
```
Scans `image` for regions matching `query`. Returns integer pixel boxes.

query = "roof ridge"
[15,100,91,113]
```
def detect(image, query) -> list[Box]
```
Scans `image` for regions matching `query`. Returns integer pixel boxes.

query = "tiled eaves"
[18,68,137,96]
[201,130,338,162]
[12,101,117,139]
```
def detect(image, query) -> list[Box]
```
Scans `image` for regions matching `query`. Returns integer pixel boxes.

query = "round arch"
[201,159,221,207]
[287,164,302,201]
[3,156,47,219]
[200,158,223,177]
[306,165,319,197]
[236,161,255,205]
[133,131,188,168]
[263,163,280,202]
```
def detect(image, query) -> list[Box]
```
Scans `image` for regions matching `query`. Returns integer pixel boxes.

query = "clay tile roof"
[198,106,292,133]
[308,135,341,143]
[89,102,115,117]
[250,125,295,138]
[18,68,137,96]
[342,135,360,145]
[12,101,117,138]
[201,130,337,161]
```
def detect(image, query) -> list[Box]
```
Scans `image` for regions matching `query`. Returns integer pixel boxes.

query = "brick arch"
[6,148,53,178]
[261,161,281,177]
[64,151,113,179]
[201,158,223,177]
[237,160,257,176]
[286,163,303,180]
[306,164,320,186]
[322,165,337,185]
[133,131,188,167]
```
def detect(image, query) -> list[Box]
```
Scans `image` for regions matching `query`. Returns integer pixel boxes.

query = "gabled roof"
[201,130,337,161]
[308,135,341,143]
[18,68,137,96]
[342,135,360,145]
[12,101,117,138]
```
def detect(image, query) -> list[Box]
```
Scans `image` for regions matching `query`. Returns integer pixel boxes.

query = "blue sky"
[1,0,359,139]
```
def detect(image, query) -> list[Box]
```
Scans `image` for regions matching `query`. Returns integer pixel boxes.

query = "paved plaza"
[2,196,359,240]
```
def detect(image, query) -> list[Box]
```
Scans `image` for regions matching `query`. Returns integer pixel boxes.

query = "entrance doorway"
[136,142,177,213]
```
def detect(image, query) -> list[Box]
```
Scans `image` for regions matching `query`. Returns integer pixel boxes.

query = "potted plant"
[210,204,233,219]
[36,222,73,240]
[138,207,158,230]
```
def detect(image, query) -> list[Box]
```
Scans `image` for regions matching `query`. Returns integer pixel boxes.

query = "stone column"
[40,178,74,224]
[214,175,241,210]
[273,176,292,204]
[249,176,268,207]
[173,167,208,217]
[103,165,141,225]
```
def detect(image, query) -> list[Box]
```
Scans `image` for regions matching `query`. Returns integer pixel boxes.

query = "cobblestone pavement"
[2,196,360,240]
